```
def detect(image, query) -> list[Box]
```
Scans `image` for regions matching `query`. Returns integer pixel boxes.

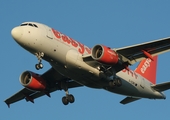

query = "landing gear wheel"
[109,80,115,88]
[115,78,122,87]
[35,64,40,70]
[109,79,122,88]
[39,63,43,69]
[60,81,75,105]
[35,63,43,70]
[68,94,75,103]
[62,96,69,105]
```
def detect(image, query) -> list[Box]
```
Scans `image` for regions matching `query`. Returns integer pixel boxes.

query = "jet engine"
[20,71,46,91]
[91,45,119,65]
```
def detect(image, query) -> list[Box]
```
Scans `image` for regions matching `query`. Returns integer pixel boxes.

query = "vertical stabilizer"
[135,56,158,84]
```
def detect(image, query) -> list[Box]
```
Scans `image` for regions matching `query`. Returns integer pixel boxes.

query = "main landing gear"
[62,93,75,105]
[109,78,122,88]
[35,52,44,70]
[61,82,75,105]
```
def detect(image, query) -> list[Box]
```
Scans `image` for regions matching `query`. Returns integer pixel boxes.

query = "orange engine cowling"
[20,71,46,91]
[91,45,119,65]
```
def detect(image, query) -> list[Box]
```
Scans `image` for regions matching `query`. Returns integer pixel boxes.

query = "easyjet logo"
[52,28,91,54]
[140,58,152,73]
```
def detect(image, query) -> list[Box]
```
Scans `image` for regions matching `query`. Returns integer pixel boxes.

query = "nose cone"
[11,27,23,41]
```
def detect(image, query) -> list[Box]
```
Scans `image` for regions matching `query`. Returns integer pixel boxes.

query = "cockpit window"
[28,23,33,26]
[20,23,28,26]
[33,24,38,28]
[20,23,38,28]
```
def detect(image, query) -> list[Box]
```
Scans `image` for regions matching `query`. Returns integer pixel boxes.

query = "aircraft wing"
[115,37,170,65]
[4,68,83,107]
[83,37,170,73]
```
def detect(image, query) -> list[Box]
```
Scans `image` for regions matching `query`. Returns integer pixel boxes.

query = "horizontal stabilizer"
[151,82,170,92]
[120,97,141,105]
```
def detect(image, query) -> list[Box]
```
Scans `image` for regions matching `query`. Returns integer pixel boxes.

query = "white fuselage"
[12,22,165,100]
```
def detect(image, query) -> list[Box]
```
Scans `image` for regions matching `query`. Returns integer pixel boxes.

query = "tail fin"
[135,56,158,84]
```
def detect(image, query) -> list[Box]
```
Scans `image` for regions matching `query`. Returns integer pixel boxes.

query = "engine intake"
[91,45,119,65]
[20,71,46,91]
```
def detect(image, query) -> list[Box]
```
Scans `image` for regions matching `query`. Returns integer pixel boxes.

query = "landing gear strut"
[35,52,44,70]
[61,82,75,105]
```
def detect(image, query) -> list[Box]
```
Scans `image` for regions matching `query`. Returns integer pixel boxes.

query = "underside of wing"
[4,88,34,107]
[115,37,170,65]
[4,68,83,107]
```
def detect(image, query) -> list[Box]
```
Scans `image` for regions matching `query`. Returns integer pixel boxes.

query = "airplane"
[4,22,170,107]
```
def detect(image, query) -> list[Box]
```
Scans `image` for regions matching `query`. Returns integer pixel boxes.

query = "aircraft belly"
[50,49,110,88]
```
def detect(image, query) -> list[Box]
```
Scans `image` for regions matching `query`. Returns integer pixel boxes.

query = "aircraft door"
[44,26,53,39]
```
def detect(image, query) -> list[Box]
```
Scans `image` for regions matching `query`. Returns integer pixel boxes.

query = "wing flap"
[120,97,141,105]
[151,82,170,92]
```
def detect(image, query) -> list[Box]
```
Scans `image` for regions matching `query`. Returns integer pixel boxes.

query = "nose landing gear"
[35,63,43,70]
[35,52,44,70]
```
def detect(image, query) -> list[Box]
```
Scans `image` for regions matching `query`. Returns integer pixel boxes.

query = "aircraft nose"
[11,27,23,41]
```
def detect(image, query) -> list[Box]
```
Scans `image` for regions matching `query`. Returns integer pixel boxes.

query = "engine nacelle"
[91,45,119,65]
[20,71,46,91]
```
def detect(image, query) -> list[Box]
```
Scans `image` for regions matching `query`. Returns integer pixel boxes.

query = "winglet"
[5,102,10,108]
[7,103,10,108]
